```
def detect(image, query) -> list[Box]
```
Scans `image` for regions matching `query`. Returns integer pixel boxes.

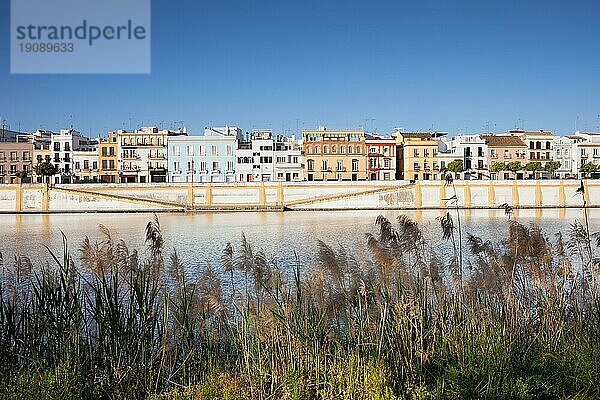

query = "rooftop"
[480,135,526,147]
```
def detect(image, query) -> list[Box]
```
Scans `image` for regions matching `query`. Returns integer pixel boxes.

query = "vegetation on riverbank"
[0,211,599,399]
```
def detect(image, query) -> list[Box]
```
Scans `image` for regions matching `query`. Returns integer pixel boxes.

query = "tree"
[544,161,561,175]
[33,161,58,185]
[15,170,29,183]
[491,162,506,173]
[447,160,463,174]
[580,162,598,174]
[506,161,523,174]
[525,161,543,178]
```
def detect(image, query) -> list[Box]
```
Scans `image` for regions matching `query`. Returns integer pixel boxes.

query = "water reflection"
[1,209,599,272]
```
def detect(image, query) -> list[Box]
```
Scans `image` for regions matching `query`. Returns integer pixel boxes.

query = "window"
[10,165,17,174]
[323,146,329,154]
[10,152,17,161]
[413,149,419,157]
[54,142,60,151]
[109,147,115,156]
[93,161,97,169]
[352,159,359,172]
[384,159,390,168]
[102,147,108,156]
[546,142,551,149]
[356,146,362,154]
[109,160,115,170]
[332,145,337,154]
[200,161,206,171]
[370,147,377,153]
[276,156,286,163]
[491,149,497,158]
[102,160,107,169]
[172,146,180,156]
[424,149,430,157]
[23,152,30,161]
[174,161,180,172]
[337,160,343,171]
[64,143,70,151]
[322,160,328,171]
[227,145,232,156]
[211,146,218,156]
[187,145,194,156]
[199,145,205,156]
[187,161,194,171]
[75,162,81,170]
[414,162,420,170]
[227,161,234,171]
[212,161,219,171]
[307,159,314,171]
[529,142,534,149]
[340,146,345,154]
[348,146,354,154]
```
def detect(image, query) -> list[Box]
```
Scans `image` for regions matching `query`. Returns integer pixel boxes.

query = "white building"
[118,126,186,183]
[237,130,303,182]
[570,131,600,178]
[167,126,241,183]
[515,130,555,178]
[73,150,99,182]
[552,136,578,178]
[50,129,97,184]
[438,134,488,180]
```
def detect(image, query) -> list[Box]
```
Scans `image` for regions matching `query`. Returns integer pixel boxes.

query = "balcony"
[122,154,140,160]
[149,154,166,160]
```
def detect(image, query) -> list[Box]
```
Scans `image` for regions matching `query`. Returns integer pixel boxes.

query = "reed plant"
[0,211,598,399]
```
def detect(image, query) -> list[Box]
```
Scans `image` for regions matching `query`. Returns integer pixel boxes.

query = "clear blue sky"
[2,0,600,137]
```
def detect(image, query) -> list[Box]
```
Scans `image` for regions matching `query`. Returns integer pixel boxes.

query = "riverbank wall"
[0,180,597,213]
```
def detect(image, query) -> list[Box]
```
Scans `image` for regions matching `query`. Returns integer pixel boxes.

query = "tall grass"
[0,212,599,399]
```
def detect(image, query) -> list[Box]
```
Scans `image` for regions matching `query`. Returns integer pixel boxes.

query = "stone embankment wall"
[0,180,596,213]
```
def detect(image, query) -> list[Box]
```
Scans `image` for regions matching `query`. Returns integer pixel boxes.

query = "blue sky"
[2,0,600,137]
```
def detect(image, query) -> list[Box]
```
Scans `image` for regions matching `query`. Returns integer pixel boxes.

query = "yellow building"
[98,131,119,183]
[396,132,440,181]
[302,127,367,181]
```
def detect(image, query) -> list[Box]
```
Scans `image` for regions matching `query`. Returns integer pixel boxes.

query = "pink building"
[481,135,527,179]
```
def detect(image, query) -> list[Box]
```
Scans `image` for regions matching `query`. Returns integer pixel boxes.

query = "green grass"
[0,214,598,399]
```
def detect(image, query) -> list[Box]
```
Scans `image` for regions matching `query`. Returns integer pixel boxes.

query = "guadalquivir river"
[1,209,600,274]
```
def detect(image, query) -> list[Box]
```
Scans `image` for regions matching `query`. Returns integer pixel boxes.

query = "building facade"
[438,134,488,180]
[167,126,241,183]
[98,132,119,183]
[51,129,97,184]
[396,132,441,181]
[118,126,185,183]
[0,141,33,183]
[237,130,303,182]
[365,134,396,181]
[482,135,527,180]
[553,136,578,178]
[302,127,367,181]
[73,150,99,182]
[516,130,555,178]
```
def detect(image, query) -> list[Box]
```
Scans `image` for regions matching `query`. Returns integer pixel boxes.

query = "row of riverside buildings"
[1,124,600,184]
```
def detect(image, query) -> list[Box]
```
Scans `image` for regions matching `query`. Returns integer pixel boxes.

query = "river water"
[1,209,599,274]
